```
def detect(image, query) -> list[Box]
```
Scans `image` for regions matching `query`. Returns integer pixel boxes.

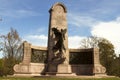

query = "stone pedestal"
[93,48,106,76]
[57,64,71,73]
[56,64,75,76]
[48,64,57,72]
[46,64,76,76]
[93,64,106,76]
[14,63,45,76]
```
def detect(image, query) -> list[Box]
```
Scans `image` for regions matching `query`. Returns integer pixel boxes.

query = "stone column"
[93,48,100,64]
[47,2,73,75]
[14,41,32,75]
[22,41,32,64]
[93,48,106,76]
[48,2,69,64]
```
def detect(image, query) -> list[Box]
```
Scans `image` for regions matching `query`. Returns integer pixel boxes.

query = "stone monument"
[47,2,73,76]
[13,2,106,77]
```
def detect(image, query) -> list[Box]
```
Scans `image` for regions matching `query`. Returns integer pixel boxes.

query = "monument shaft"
[48,2,69,64]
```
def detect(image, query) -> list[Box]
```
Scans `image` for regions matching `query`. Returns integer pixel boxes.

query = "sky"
[0,0,120,57]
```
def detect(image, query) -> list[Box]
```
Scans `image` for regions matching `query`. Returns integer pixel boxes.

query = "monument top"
[49,2,67,13]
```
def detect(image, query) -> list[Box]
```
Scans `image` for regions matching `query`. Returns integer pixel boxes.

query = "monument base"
[46,64,76,76]
[56,64,76,76]
[46,72,76,76]
[94,64,106,76]
[13,63,45,76]
[57,64,72,73]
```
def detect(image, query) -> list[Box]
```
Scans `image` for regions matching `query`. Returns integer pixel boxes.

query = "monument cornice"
[49,2,67,13]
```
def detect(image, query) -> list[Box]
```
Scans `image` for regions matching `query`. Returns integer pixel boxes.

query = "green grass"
[0,77,120,80]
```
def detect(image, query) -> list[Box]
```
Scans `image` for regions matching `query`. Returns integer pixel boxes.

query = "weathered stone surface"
[93,48,106,75]
[71,65,93,75]
[48,2,69,64]
[22,41,31,64]
[14,63,45,76]
[57,64,72,73]
[46,2,74,75]
[31,45,47,50]
[48,64,57,72]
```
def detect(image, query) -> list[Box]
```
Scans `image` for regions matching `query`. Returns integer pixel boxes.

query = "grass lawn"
[0,77,120,80]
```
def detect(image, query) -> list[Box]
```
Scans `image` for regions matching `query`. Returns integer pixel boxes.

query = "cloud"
[28,35,47,40]
[91,17,120,56]
[24,35,48,47]
[0,9,40,18]
[24,34,84,49]
[68,13,98,27]
[68,36,85,48]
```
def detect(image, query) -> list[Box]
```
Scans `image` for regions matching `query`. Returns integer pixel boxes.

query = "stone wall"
[14,42,106,76]
[14,41,47,76]
[14,63,45,76]
[71,65,93,75]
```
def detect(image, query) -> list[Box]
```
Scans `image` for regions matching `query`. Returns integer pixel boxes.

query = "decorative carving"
[54,5,64,14]
[94,65,106,74]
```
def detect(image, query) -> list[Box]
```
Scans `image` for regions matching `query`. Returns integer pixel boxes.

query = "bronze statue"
[52,27,67,62]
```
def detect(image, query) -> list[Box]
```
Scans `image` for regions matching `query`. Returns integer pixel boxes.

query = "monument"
[13,2,106,76]
[47,2,73,75]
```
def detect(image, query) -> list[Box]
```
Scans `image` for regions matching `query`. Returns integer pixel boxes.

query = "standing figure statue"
[52,27,67,62]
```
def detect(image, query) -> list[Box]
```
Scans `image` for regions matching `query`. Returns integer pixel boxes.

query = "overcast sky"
[0,0,120,57]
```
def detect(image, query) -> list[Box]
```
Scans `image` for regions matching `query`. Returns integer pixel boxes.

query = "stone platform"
[14,63,45,76]
[46,64,76,76]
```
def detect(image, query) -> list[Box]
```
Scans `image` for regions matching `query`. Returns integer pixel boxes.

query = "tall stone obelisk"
[47,2,72,75]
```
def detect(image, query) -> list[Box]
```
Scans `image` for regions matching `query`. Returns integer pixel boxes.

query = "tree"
[80,36,116,75]
[98,38,115,75]
[0,59,4,76]
[0,28,23,75]
[80,36,100,48]
[109,56,120,77]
